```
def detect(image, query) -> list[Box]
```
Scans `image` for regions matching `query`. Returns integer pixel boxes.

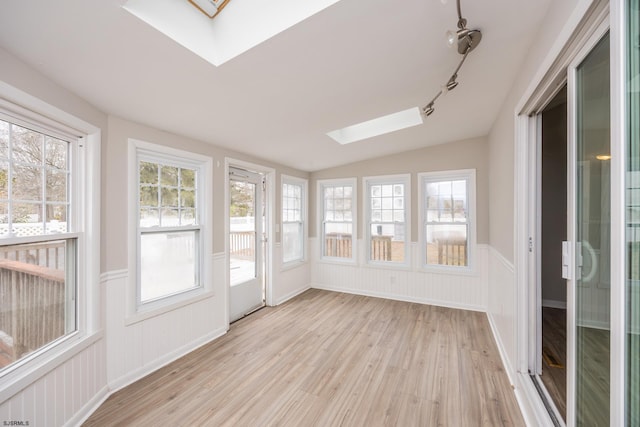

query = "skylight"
[327,107,424,145]
[123,0,343,66]
[188,0,231,19]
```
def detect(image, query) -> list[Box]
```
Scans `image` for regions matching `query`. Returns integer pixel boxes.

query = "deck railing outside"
[324,233,352,258]
[0,241,66,369]
[433,238,467,266]
[230,231,255,260]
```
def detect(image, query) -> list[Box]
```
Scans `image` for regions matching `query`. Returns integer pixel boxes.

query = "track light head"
[448,28,482,54]
[424,0,480,119]
[446,76,459,91]
[422,104,435,116]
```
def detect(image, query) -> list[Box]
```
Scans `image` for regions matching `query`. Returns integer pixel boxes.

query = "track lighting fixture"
[422,0,482,118]
[422,103,435,116]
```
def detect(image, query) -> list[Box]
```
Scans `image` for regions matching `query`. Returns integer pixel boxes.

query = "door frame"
[224,158,275,329]
[513,0,626,425]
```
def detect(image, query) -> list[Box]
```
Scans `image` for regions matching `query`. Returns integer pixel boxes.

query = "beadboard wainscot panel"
[273,243,311,305]
[485,245,544,426]
[486,246,517,379]
[0,337,107,427]
[311,239,488,311]
[105,253,227,393]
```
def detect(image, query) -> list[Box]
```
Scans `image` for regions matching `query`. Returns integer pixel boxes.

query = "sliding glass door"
[626,1,640,424]
[570,30,611,426]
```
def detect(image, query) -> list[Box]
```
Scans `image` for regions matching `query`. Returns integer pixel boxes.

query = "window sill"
[418,264,478,276]
[318,257,358,267]
[281,259,308,272]
[364,261,412,271]
[0,330,103,403]
[126,288,214,326]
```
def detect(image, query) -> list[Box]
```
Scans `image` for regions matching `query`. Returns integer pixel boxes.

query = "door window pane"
[230,180,257,285]
[575,32,610,426]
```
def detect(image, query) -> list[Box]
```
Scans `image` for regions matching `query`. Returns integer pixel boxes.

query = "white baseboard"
[486,312,516,385]
[487,312,555,427]
[542,299,567,309]
[108,326,227,393]
[310,283,485,312]
[65,385,110,427]
[275,284,311,305]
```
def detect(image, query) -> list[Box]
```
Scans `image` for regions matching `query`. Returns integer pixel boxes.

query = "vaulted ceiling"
[0,0,552,171]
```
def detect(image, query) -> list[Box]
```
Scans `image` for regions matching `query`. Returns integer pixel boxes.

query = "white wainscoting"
[310,238,489,312]
[104,253,228,392]
[0,338,107,427]
[486,246,555,427]
[272,243,311,306]
[486,246,518,380]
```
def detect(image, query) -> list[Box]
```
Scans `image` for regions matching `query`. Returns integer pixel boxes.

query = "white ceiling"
[0,0,551,172]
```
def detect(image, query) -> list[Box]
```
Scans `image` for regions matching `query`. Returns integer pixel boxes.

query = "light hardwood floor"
[84,289,524,426]
[540,307,566,421]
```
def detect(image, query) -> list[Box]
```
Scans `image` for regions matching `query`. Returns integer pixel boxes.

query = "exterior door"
[229,167,265,322]
[567,29,611,426]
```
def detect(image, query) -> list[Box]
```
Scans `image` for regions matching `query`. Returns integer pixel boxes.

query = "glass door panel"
[230,179,257,286]
[229,167,264,322]
[574,31,611,426]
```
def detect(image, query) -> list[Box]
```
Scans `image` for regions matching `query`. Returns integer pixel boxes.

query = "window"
[133,140,210,309]
[364,175,410,264]
[282,176,306,264]
[420,169,475,269]
[0,114,77,373]
[319,178,356,261]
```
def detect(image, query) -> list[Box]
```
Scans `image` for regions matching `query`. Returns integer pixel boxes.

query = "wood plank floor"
[84,290,524,426]
[540,307,566,421]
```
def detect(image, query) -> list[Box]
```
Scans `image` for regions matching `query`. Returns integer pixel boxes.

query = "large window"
[282,175,306,264]
[364,175,409,264]
[0,114,77,373]
[420,169,475,269]
[319,178,356,261]
[134,141,209,308]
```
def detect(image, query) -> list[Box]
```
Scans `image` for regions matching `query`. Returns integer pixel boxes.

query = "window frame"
[418,169,476,273]
[318,178,357,264]
[0,93,100,399]
[281,174,307,267]
[128,139,213,322]
[363,174,411,268]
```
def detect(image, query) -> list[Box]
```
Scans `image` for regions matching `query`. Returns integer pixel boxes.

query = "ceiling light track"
[422,0,482,117]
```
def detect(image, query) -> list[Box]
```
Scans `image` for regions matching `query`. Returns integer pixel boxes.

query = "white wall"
[312,240,488,311]
[0,48,312,425]
[102,115,312,392]
[485,0,584,421]
[309,138,490,311]
[0,47,109,427]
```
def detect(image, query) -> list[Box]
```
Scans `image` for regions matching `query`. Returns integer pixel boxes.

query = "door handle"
[562,241,572,280]
[581,240,598,282]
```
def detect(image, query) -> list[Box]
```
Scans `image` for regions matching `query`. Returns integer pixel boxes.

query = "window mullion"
[8,124,13,236]
[157,165,162,226]
[41,133,46,234]
[177,167,182,226]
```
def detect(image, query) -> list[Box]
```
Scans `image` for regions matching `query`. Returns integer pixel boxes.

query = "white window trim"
[281,174,307,268]
[317,177,357,264]
[0,84,101,402]
[363,174,411,269]
[418,169,476,274]
[127,139,213,324]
